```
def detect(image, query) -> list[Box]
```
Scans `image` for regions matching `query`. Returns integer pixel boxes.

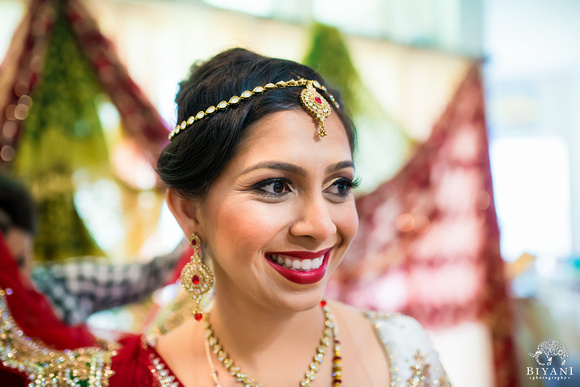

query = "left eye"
[335,182,350,196]
[259,180,291,195]
[324,178,355,197]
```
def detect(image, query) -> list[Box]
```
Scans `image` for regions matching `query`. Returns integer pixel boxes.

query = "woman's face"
[196,109,358,311]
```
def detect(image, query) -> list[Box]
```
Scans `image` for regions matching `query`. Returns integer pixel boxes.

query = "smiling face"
[180,109,358,312]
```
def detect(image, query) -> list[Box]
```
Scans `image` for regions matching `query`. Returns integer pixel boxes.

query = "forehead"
[234,109,353,167]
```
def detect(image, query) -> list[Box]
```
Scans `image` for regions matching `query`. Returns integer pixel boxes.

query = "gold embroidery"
[367,312,454,387]
[0,292,117,386]
[365,311,402,386]
[438,370,452,387]
[406,350,431,387]
[142,336,180,387]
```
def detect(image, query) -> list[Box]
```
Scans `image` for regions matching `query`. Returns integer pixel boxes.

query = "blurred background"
[1,0,579,386]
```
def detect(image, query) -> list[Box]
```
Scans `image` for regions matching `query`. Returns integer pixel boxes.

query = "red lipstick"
[265,247,332,285]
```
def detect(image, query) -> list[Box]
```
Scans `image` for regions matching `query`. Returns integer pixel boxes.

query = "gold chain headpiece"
[169,78,340,141]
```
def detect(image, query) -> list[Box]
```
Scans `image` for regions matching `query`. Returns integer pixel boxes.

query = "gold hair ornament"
[169,78,339,141]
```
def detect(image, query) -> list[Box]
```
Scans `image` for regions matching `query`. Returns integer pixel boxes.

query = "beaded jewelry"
[204,333,222,387]
[180,233,214,321]
[203,301,342,386]
[169,78,340,141]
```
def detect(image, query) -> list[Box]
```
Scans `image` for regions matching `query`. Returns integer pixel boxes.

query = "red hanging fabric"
[0,0,169,168]
[329,65,519,387]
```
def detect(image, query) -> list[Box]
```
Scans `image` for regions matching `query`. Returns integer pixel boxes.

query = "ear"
[165,188,204,240]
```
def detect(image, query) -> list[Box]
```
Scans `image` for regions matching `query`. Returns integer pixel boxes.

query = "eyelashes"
[330,177,360,196]
[254,178,292,197]
[252,176,360,199]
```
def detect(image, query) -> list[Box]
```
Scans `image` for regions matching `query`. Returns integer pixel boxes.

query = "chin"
[265,280,330,313]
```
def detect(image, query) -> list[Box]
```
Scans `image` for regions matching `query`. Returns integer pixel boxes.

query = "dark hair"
[0,173,36,235]
[156,48,356,198]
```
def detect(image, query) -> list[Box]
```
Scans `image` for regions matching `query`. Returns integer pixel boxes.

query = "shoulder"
[364,311,452,386]
[328,302,451,386]
[365,311,432,351]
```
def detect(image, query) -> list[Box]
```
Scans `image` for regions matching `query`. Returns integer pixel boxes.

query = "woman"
[0,48,450,386]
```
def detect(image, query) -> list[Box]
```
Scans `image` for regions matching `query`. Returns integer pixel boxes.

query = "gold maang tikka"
[180,233,214,321]
[299,80,332,137]
[169,78,339,141]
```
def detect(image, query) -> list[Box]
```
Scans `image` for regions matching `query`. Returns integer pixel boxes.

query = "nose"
[289,194,337,241]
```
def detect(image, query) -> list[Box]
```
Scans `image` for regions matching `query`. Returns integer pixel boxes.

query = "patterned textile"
[367,313,451,386]
[0,293,116,387]
[328,66,518,387]
[32,243,185,324]
[0,231,99,385]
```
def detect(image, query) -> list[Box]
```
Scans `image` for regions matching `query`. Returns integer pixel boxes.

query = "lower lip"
[265,249,332,285]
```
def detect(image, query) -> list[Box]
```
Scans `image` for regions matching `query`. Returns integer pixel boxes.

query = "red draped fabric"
[0,233,97,349]
[0,231,176,386]
[0,0,169,168]
[328,66,518,387]
[0,232,97,384]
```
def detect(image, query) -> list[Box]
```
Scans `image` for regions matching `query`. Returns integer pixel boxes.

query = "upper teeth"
[268,254,324,271]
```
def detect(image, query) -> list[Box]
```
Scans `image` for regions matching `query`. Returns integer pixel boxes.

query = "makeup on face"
[195,110,358,309]
[264,247,333,285]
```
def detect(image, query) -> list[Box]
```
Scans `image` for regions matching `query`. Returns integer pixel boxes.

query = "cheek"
[335,202,359,245]
[209,200,293,257]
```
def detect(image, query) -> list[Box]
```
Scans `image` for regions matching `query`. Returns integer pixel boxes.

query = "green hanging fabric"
[13,1,107,261]
[303,23,413,192]
[303,23,362,116]
[303,23,387,119]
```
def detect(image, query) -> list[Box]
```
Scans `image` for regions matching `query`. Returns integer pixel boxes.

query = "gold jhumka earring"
[180,233,214,321]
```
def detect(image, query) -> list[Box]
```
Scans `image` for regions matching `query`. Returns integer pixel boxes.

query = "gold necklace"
[204,332,222,386]
[203,301,343,387]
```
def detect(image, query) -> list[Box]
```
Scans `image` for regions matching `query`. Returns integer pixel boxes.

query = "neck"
[214,286,323,337]
[207,282,326,371]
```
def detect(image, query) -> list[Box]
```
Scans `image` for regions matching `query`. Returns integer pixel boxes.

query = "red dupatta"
[0,232,181,386]
[0,232,97,384]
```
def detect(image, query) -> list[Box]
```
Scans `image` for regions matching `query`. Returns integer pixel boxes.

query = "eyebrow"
[240,160,354,176]
[326,160,355,173]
